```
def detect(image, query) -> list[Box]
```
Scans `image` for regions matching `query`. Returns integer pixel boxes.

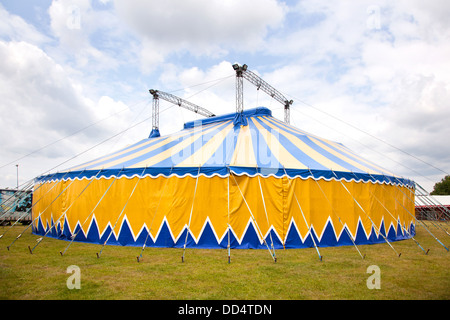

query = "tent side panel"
[32,174,415,248]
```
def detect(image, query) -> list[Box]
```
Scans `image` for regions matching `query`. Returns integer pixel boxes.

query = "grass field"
[0,223,449,300]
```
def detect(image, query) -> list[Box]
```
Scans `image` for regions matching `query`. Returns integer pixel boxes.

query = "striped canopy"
[32,107,416,250]
[38,107,413,187]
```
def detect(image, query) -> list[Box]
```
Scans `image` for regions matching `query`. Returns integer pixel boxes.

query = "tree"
[430,175,450,195]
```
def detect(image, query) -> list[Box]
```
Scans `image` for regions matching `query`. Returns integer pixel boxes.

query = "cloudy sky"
[0,0,449,192]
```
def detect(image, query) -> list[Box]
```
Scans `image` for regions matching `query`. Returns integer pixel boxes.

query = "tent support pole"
[308,169,365,259]
[28,170,88,254]
[389,176,449,252]
[283,167,322,261]
[181,166,201,263]
[6,172,71,250]
[256,167,277,261]
[416,183,450,219]
[230,171,277,262]
[59,168,123,256]
[97,167,146,258]
[58,169,105,256]
[137,166,174,263]
[415,194,450,235]
[414,183,450,234]
[227,168,231,264]
[0,180,35,224]
[331,170,401,257]
[31,170,101,253]
[365,173,429,255]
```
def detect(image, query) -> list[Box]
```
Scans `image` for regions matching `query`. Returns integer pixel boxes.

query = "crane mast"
[148,89,215,138]
[232,64,293,124]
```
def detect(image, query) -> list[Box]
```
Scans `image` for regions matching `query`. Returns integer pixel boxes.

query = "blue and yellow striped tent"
[32,107,415,249]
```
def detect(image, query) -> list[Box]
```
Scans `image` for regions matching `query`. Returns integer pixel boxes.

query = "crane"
[232,64,293,124]
[148,89,216,138]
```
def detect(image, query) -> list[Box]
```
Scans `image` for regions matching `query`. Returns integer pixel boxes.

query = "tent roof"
[416,195,450,207]
[39,107,414,186]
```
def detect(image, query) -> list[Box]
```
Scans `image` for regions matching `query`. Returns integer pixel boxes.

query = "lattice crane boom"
[148,89,215,138]
[232,64,293,124]
[149,89,215,118]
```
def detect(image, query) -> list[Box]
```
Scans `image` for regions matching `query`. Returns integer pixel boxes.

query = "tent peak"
[183,107,272,129]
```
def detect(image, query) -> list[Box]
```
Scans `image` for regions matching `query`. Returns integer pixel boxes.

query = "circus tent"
[31,107,416,253]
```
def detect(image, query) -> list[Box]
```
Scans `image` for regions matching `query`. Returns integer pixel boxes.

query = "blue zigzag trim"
[32,215,415,249]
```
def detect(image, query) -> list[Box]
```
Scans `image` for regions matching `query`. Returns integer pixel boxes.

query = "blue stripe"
[68,138,150,170]
[93,121,228,169]
[80,136,170,170]
[203,124,241,167]
[264,117,383,173]
[80,122,222,170]
[150,121,232,167]
[253,117,328,170]
[35,166,414,187]
[184,107,271,129]
[247,118,282,169]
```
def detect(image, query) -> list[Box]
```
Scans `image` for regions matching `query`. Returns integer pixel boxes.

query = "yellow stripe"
[307,137,380,174]
[81,122,220,170]
[176,122,234,167]
[229,124,257,167]
[267,116,392,175]
[250,118,308,169]
[67,139,158,171]
[129,123,226,168]
[269,116,337,145]
[259,117,348,171]
[323,139,394,176]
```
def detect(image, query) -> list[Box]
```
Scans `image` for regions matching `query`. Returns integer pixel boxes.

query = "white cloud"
[47,0,123,71]
[0,39,136,187]
[0,0,448,193]
[257,1,450,190]
[115,0,287,68]
[0,4,50,45]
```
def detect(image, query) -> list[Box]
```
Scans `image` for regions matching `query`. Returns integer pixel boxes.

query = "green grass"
[0,223,449,300]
